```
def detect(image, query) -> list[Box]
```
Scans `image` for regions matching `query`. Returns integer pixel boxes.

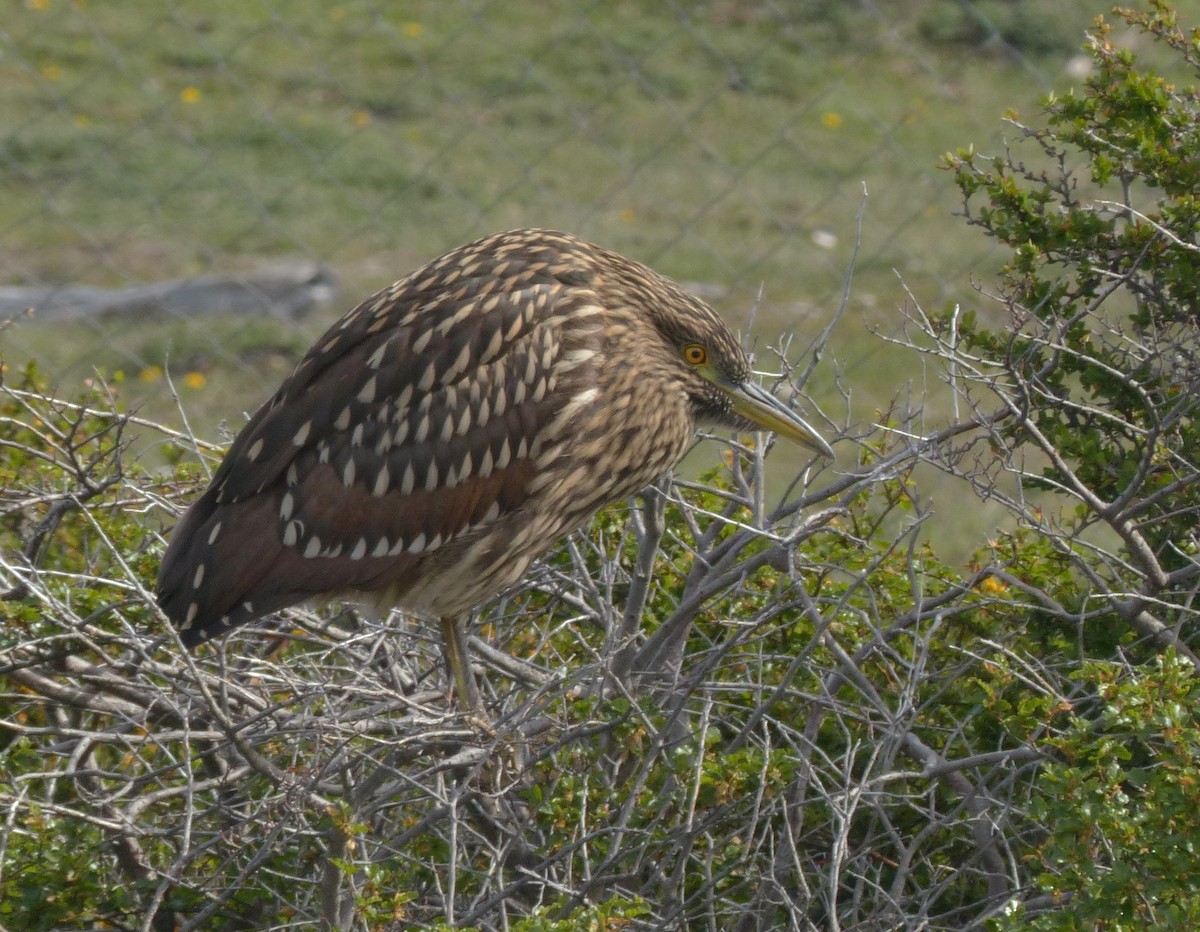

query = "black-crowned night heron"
[157,229,832,709]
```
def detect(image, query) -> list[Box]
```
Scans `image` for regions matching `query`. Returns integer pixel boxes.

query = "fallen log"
[0,261,338,323]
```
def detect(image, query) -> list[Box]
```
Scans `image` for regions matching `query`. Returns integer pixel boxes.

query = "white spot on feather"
[448,343,471,381]
[482,326,503,362]
[350,538,367,560]
[304,535,322,558]
[292,421,311,446]
[566,303,604,321]
[441,300,476,335]
[192,564,205,590]
[573,387,600,409]
[207,521,222,545]
[373,465,390,497]
[247,438,265,461]
[543,386,600,436]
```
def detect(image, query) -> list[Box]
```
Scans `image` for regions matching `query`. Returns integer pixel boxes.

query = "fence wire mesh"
[4,3,1200,930]
[0,0,1131,415]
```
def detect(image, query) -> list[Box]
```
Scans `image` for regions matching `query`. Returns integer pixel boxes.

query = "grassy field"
[4,0,1198,552]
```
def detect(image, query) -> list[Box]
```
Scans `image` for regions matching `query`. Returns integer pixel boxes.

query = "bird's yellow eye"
[682,343,708,366]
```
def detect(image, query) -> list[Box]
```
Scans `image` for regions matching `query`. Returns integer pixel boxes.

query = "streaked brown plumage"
[157,229,831,696]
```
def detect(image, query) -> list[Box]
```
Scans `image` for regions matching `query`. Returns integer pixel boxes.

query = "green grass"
[0,1,1106,287]
[4,0,1198,555]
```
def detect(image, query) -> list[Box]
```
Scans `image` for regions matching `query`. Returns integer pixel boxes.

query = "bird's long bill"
[725,379,834,458]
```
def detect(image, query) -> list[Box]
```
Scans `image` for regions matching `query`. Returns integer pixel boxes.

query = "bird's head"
[681,340,833,458]
[626,273,834,459]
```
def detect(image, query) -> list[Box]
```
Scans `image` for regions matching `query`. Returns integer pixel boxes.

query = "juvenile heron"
[157,229,832,708]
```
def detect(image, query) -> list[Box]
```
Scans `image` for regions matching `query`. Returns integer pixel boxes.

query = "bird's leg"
[440,614,484,717]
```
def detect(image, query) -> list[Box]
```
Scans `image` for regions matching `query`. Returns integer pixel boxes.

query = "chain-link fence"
[6,4,1200,929]
[1,0,1142,422]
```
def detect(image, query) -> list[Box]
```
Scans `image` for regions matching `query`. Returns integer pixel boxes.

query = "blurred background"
[2,0,1194,549]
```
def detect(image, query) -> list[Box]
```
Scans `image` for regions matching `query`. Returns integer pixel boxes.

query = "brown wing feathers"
[157,235,575,646]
